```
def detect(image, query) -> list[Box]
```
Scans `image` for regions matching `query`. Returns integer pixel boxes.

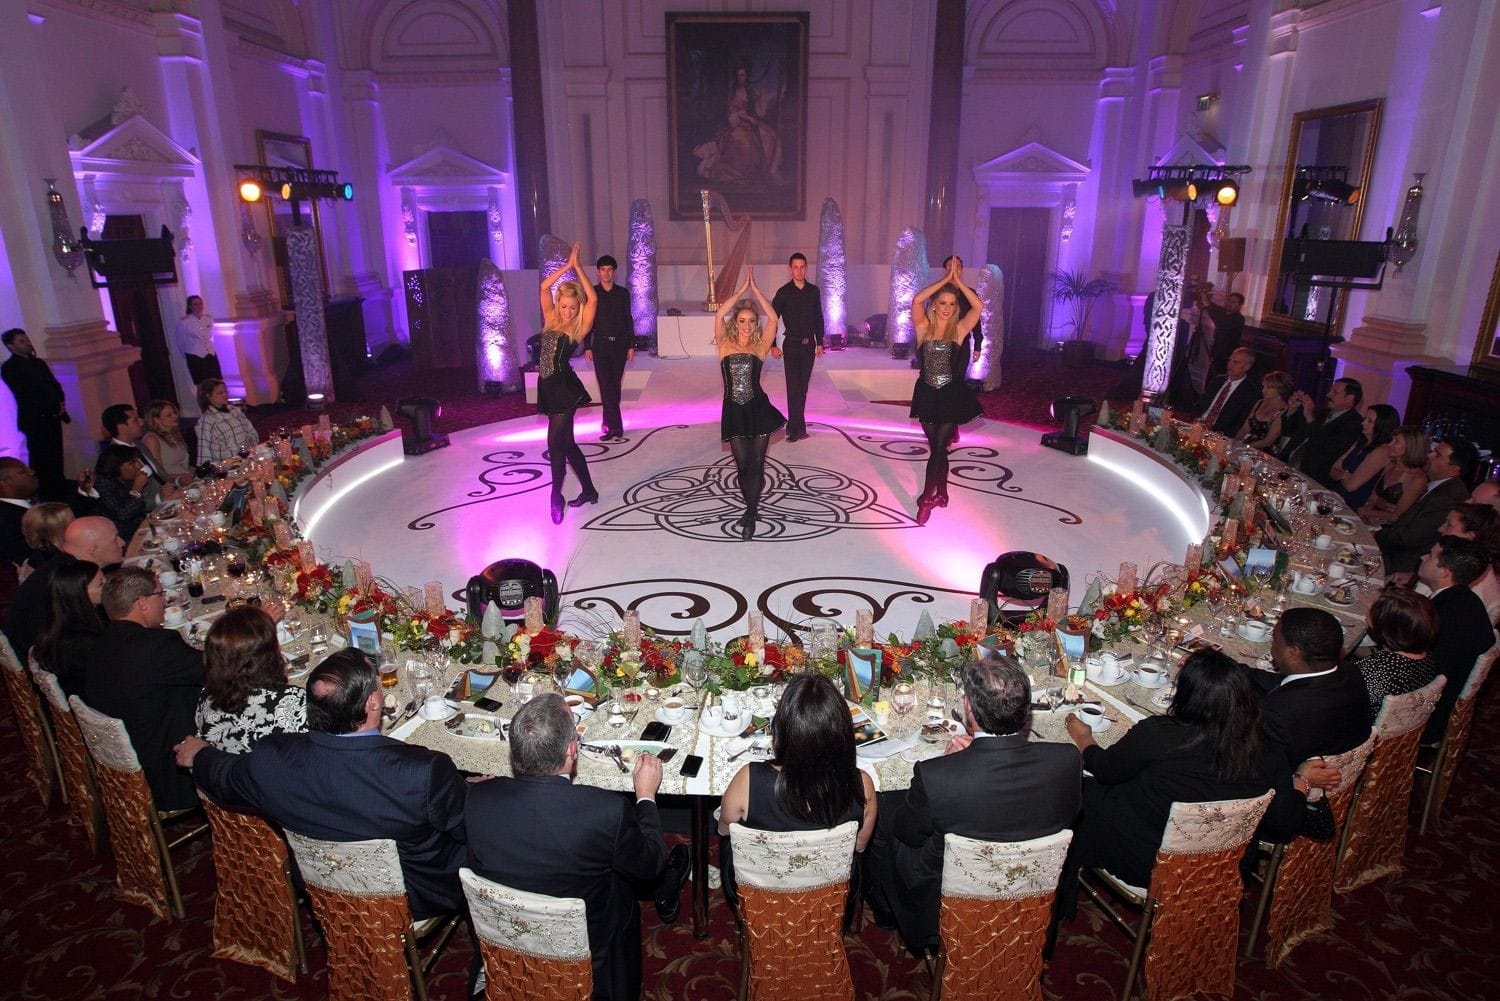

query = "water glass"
[892,684,917,716]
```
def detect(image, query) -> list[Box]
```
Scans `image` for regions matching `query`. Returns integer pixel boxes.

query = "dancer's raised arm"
[947,271,983,337]
[714,274,752,343]
[747,268,778,342]
[539,243,583,326]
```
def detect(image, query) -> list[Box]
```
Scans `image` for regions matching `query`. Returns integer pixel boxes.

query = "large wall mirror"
[256,130,329,310]
[1261,99,1383,335]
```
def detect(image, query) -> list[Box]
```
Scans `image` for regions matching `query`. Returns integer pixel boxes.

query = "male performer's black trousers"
[593,338,630,436]
[782,338,817,437]
[186,353,222,385]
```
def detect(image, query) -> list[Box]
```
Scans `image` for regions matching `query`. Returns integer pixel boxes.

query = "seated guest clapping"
[175,649,467,920]
[32,559,104,698]
[865,657,1079,956]
[93,444,152,541]
[1356,587,1440,726]
[466,693,684,1001]
[195,606,307,753]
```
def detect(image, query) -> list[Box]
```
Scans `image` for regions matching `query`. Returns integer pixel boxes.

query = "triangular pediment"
[389,145,509,187]
[68,115,198,178]
[1153,134,1224,169]
[974,141,1090,182]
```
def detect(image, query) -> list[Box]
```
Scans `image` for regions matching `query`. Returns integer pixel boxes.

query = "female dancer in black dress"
[909,261,983,525]
[537,244,599,524]
[715,269,786,540]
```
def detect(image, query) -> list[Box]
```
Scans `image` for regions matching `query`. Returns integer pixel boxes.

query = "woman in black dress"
[1356,586,1439,725]
[715,270,785,541]
[909,261,983,525]
[537,244,599,525]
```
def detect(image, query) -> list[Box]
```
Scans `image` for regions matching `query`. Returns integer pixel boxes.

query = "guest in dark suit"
[1194,347,1259,436]
[1,328,71,500]
[19,501,76,577]
[1416,536,1496,742]
[0,459,43,568]
[1207,292,1246,377]
[585,255,634,443]
[4,515,122,661]
[1378,438,1476,575]
[82,566,203,812]
[1247,607,1372,767]
[466,693,676,1001]
[176,648,468,919]
[867,656,1080,955]
[1285,377,1365,488]
[93,444,152,543]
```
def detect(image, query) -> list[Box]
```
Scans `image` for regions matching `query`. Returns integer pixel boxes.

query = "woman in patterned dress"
[714,269,785,541]
[195,606,307,754]
[909,260,984,525]
[536,244,599,524]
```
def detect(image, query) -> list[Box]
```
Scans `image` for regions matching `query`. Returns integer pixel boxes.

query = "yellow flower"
[744,652,758,667]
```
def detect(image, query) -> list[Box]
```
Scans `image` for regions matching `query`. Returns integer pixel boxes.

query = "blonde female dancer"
[909,260,983,525]
[537,244,599,524]
[715,269,786,541]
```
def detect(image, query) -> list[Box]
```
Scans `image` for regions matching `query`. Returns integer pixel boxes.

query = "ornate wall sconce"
[1389,172,1425,272]
[45,179,85,276]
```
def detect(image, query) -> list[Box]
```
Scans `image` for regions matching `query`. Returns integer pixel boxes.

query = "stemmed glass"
[681,651,709,702]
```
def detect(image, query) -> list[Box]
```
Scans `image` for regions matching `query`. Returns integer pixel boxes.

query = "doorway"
[985,207,1050,350]
[101,215,176,410]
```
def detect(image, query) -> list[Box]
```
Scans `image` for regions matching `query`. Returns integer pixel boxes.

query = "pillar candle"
[1185,543,1202,573]
[622,610,641,649]
[250,478,266,501]
[855,609,874,648]
[748,612,765,656]
[300,424,314,444]
[297,540,316,572]
[524,596,545,632]
[318,414,332,433]
[1239,457,1254,476]
[1223,518,1240,546]
[273,522,292,550]
[1046,587,1069,624]
[1186,423,1205,444]
[424,581,446,617]
[1117,562,1138,592]
[969,598,990,634]
[1131,397,1144,417]
[245,498,264,524]
[354,560,372,595]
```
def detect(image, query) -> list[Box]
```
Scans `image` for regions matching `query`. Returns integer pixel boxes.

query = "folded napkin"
[856,736,913,760]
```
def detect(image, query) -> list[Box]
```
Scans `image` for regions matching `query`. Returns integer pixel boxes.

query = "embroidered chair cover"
[201,796,305,982]
[31,664,103,853]
[68,695,182,920]
[1420,647,1495,834]
[459,868,592,1000]
[934,830,1073,1001]
[1248,731,1375,967]
[1336,676,1445,893]
[1,646,58,807]
[284,832,435,1001]
[729,821,858,1001]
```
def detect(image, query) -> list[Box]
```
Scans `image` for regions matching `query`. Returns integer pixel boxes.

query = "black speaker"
[1217,237,1246,273]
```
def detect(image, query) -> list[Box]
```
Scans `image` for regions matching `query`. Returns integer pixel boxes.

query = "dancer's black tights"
[921,421,956,498]
[730,434,770,515]
[547,411,594,496]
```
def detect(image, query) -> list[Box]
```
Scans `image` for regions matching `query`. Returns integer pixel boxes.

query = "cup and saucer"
[1084,654,1128,687]
[1236,618,1273,644]
[657,697,690,726]
[418,696,457,722]
[1074,704,1111,733]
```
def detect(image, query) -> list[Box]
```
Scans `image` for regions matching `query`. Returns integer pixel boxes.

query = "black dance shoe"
[935,489,949,508]
[740,512,756,541]
[915,495,936,526]
[568,489,599,508]
[550,491,565,525]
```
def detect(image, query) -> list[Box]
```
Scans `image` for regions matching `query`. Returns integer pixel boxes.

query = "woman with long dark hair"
[714,269,785,540]
[194,606,307,753]
[909,259,983,525]
[718,672,876,902]
[1329,403,1400,510]
[32,560,104,697]
[1357,587,1440,725]
[536,244,599,525]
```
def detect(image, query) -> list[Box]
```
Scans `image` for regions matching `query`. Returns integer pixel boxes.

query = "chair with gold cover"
[30,663,104,854]
[1416,647,1495,834]
[68,695,203,920]
[929,829,1073,1001]
[728,820,859,1001]
[1078,791,1274,1001]
[1,636,62,808]
[284,832,461,1001]
[459,867,592,1001]
[1243,730,1375,966]
[1335,675,1445,893]
[200,795,306,982]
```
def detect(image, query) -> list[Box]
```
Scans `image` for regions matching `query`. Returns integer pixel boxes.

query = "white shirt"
[1421,475,1456,499]
[176,312,216,356]
[1278,665,1338,686]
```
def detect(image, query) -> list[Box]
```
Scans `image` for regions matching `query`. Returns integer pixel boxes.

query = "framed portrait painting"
[667,12,809,220]
[1472,249,1500,375]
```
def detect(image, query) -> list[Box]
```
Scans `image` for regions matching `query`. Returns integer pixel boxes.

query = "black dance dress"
[910,338,982,425]
[535,329,591,415]
[720,353,786,441]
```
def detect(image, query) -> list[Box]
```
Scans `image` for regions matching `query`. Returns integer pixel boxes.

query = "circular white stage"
[297,355,1209,641]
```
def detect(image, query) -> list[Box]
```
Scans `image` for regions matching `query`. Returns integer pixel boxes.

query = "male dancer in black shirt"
[769,253,824,441]
[586,255,634,442]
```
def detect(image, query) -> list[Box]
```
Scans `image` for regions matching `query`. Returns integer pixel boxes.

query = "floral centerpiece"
[704,637,802,693]
[1092,582,1174,643]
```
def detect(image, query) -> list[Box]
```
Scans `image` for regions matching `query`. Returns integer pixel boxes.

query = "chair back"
[1142,791,1274,1001]
[202,797,304,983]
[1336,675,1444,893]
[67,695,177,920]
[1422,647,1497,833]
[284,832,420,1001]
[730,821,858,1001]
[1,645,57,806]
[460,868,592,1000]
[31,664,103,852]
[936,830,1073,1001]
[0,631,23,671]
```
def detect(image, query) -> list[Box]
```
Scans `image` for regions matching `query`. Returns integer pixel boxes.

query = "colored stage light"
[238,179,263,203]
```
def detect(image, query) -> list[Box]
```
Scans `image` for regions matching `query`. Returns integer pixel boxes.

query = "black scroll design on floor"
[405,426,688,530]
[811,422,1083,525]
[562,578,748,638]
[754,576,980,640]
[582,454,913,542]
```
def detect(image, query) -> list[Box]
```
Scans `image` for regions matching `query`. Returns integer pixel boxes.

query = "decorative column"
[289,227,333,399]
[1086,68,1138,359]
[1143,206,1191,401]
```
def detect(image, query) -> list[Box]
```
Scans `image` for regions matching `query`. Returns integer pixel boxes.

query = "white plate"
[418,703,457,723]
[699,714,755,738]
[1151,686,1176,709]
[449,714,507,740]
[1291,583,1325,598]
[579,740,670,764]
[1236,622,1273,644]
[1087,673,1129,688]
[656,708,693,726]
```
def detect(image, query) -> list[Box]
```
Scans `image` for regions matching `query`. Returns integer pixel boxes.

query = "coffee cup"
[661,697,688,723]
[1076,705,1108,731]
[1313,533,1333,550]
[1133,662,1169,689]
[419,696,452,720]
[1327,563,1348,582]
[1086,656,1124,685]
[1240,619,1272,643]
[163,538,183,553]
[158,570,180,587]
[564,694,587,717]
[163,606,187,627]
[1292,571,1319,594]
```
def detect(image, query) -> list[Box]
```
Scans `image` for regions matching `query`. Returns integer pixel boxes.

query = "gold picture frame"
[255,130,329,310]
[1471,249,1500,375]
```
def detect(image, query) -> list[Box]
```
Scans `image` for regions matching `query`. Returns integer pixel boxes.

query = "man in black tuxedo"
[1286,377,1365,488]
[1416,536,1496,742]
[1249,608,1371,767]
[586,255,634,442]
[1378,438,1476,575]
[4,515,123,661]
[100,403,174,505]
[865,656,1081,955]
[1195,347,1259,436]
[1,328,71,500]
[1206,292,1246,377]
[770,252,824,441]
[81,566,204,812]
[0,459,43,567]
[176,649,468,918]
[466,693,679,1000]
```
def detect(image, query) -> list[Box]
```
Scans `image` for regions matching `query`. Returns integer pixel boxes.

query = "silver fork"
[607,744,630,773]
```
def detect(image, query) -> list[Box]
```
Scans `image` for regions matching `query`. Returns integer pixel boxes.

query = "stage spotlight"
[305,392,326,412]
[279,181,295,201]
[1308,179,1360,204]
[238,178,263,203]
[1214,178,1239,206]
[1041,396,1097,455]
[979,551,1070,626]
[863,313,888,345]
[464,558,559,625]
[339,182,355,200]
[1132,178,1159,198]
[397,395,450,455]
[1159,179,1198,201]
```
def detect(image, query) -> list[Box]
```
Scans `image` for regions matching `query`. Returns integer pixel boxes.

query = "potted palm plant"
[1048,269,1118,367]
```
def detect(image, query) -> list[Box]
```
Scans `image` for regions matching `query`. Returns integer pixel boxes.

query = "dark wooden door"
[427,211,490,269]
[985,208,1050,349]
[102,215,176,409]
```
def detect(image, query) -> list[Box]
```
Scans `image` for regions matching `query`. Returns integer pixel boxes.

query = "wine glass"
[892,684,917,716]
[681,651,708,700]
